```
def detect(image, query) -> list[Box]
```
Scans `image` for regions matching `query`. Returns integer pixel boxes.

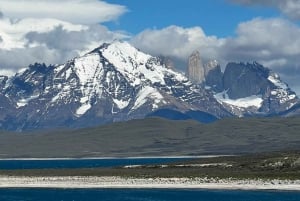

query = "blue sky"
[104,0,279,37]
[0,0,299,93]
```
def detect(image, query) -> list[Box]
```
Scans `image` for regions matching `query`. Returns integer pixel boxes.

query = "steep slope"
[0,41,228,131]
[0,75,16,128]
[185,49,299,117]
[211,62,298,117]
[217,62,298,116]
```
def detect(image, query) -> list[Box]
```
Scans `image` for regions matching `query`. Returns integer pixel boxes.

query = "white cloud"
[131,26,224,63]
[0,0,127,24]
[279,0,300,20]
[0,0,128,72]
[0,17,87,50]
[131,18,300,94]
[221,18,300,65]
[0,16,127,71]
[230,0,300,20]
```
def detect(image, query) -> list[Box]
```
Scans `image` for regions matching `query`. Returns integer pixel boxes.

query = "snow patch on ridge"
[113,99,129,109]
[16,102,27,108]
[76,103,91,117]
[74,54,102,84]
[16,94,40,108]
[214,92,263,108]
[268,73,297,104]
[268,73,288,90]
[132,86,164,111]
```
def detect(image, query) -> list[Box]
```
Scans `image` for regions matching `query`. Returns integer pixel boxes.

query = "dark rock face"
[219,62,298,115]
[223,62,270,99]
[204,60,223,92]
[184,50,299,117]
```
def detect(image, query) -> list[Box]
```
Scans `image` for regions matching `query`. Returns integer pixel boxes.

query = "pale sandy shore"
[0,176,299,191]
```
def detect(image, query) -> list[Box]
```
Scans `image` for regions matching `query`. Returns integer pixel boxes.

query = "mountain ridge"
[0,41,228,131]
[0,41,299,131]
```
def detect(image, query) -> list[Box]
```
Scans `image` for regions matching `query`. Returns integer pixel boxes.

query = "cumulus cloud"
[0,0,128,74]
[0,0,127,24]
[25,25,124,53]
[0,46,76,71]
[131,26,225,64]
[0,16,127,72]
[230,0,300,20]
[221,18,300,68]
[0,17,87,50]
[131,18,300,93]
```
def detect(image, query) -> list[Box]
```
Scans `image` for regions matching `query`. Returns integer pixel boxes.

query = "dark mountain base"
[0,117,299,158]
[146,109,219,123]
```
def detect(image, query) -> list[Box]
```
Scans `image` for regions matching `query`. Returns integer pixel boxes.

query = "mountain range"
[0,41,299,131]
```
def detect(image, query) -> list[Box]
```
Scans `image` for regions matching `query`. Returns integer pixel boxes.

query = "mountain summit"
[0,41,229,131]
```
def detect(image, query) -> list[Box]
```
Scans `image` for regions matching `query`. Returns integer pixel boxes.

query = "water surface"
[0,157,195,170]
[0,188,298,201]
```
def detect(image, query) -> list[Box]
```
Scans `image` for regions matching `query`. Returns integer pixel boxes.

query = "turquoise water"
[0,188,299,201]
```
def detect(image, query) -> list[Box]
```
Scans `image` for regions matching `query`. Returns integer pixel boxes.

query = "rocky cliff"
[187,50,205,84]
[186,52,299,117]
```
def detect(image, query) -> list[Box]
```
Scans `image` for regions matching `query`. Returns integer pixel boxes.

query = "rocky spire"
[187,50,205,84]
[204,60,223,92]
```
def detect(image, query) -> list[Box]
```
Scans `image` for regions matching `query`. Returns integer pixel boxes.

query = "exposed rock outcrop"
[185,50,299,116]
[186,51,223,91]
[204,60,223,92]
[187,50,205,84]
[223,62,271,99]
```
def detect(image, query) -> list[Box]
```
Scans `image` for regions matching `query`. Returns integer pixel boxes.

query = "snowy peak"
[102,41,152,64]
[100,41,168,86]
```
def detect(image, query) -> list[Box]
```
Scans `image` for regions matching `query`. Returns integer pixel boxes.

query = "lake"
[0,157,199,170]
[0,188,299,201]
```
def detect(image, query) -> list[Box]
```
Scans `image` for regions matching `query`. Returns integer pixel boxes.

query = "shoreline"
[0,176,299,191]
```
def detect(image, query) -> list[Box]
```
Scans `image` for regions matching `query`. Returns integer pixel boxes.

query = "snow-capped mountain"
[0,41,229,131]
[0,41,299,131]
[205,62,298,117]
